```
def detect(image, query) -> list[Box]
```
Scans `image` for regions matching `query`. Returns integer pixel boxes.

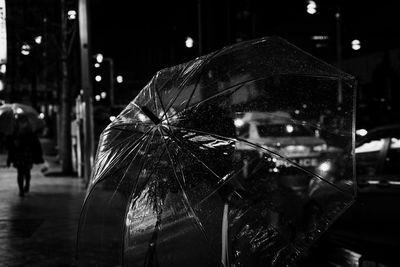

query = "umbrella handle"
[221,202,229,267]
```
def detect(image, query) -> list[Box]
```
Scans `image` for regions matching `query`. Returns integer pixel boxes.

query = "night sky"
[89,0,400,85]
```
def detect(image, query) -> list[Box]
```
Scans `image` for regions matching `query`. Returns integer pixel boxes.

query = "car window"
[383,137,400,176]
[256,124,314,137]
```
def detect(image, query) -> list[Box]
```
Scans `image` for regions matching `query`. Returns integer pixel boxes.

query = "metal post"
[75,95,83,177]
[79,0,95,185]
[60,0,73,174]
[43,17,48,115]
[105,57,114,106]
[197,0,203,56]
[226,0,231,45]
[335,9,343,105]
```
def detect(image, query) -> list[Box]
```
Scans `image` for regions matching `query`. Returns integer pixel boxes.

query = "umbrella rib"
[93,126,157,183]
[86,128,155,204]
[166,132,245,202]
[168,76,264,120]
[121,140,170,264]
[152,77,160,119]
[156,50,220,120]
[109,121,159,130]
[164,132,291,251]
[162,50,219,116]
[195,165,245,207]
[99,130,157,255]
[76,132,155,259]
[130,145,168,199]
[154,84,172,126]
[167,125,354,198]
[93,132,149,184]
[181,58,212,111]
[166,131,226,183]
[107,129,156,205]
[158,127,211,243]
[189,77,257,109]
[163,73,353,137]
[105,124,155,147]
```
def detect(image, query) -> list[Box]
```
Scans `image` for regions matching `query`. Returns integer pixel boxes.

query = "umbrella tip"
[140,106,161,125]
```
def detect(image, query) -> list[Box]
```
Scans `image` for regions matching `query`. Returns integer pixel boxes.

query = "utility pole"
[197,0,203,56]
[226,0,231,45]
[43,17,48,115]
[79,0,95,184]
[104,57,114,106]
[60,0,73,174]
[335,8,343,105]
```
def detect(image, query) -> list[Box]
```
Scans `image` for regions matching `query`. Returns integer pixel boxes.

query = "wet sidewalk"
[0,154,87,267]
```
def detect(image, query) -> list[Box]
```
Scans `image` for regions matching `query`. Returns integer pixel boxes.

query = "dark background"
[91,1,400,70]
[90,0,400,129]
[2,0,400,130]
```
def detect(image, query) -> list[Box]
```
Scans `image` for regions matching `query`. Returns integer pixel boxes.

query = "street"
[0,153,86,267]
[1,152,399,266]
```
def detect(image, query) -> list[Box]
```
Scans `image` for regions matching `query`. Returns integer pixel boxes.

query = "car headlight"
[313,144,327,152]
[318,161,331,172]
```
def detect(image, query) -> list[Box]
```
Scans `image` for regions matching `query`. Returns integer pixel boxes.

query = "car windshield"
[257,123,314,137]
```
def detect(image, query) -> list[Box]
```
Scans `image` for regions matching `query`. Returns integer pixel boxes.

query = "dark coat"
[6,133,44,169]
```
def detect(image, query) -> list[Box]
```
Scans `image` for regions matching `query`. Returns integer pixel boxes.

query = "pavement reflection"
[0,154,86,267]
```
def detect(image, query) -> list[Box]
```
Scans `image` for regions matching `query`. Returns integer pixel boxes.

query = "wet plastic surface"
[77,36,356,266]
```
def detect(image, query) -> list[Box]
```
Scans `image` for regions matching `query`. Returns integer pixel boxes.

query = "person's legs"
[23,168,31,193]
[17,168,24,197]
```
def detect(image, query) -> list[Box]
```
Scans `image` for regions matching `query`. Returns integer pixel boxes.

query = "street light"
[68,10,77,20]
[185,36,194,48]
[0,64,5,74]
[335,9,343,104]
[95,53,103,63]
[351,39,361,50]
[307,0,317,14]
[34,36,42,44]
[92,53,115,106]
[21,43,31,55]
[116,75,123,83]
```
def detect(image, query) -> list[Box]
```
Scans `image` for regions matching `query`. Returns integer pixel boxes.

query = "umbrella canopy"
[0,103,45,135]
[77,36,356,266]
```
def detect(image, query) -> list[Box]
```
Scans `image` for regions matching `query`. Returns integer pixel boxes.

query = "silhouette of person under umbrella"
[6,115,44,197]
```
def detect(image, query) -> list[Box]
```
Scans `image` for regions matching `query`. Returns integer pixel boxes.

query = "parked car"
[235,111,327,167]
[299,124,400,267]
[356,124,400,186]
[232,111,333,192]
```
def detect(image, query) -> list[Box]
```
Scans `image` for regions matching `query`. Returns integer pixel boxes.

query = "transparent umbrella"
[0,103,45,135]
[77,36,356,267]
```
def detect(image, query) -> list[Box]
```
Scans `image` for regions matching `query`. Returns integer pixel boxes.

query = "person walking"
[6,115,44,197]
